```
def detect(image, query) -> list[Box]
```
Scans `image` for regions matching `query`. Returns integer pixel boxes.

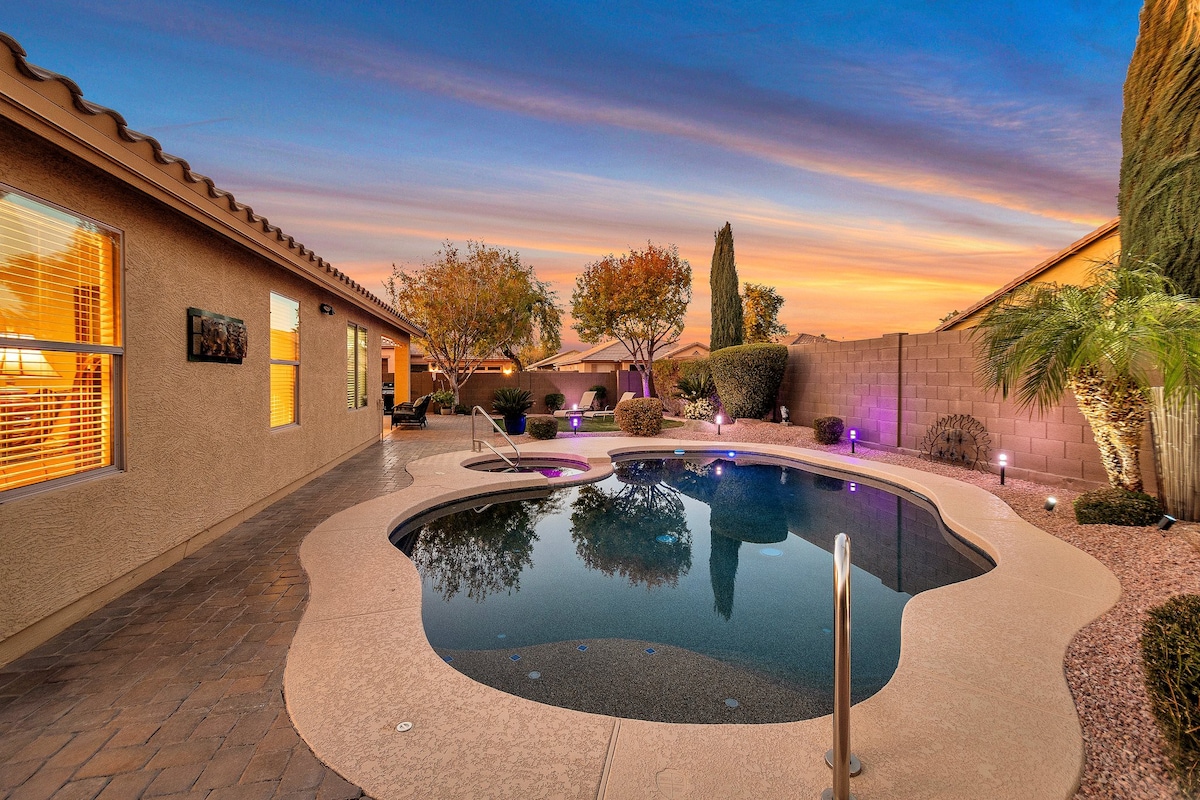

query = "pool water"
[391,457,992,723]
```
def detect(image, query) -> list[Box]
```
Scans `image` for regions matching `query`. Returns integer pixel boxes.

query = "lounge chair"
[553,390,596,418]
[391,394,431,428]
[585,391,636,419]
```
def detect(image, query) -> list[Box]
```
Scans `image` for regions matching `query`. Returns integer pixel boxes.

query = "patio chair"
[391,394,431,428]
[585,390,636,419]
[553,390,596,418]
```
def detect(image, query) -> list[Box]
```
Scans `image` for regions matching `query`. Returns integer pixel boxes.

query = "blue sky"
[2,1,1142,343]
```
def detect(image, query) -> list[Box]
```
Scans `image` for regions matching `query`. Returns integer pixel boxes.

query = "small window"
[0,185,123,496]
[269,293,299,427]
[346,322,368,409]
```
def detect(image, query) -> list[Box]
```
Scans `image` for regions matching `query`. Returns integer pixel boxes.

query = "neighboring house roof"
[0,32,422,337]
[661,341,710,359]
[935,218,1120,332]
[789,333,832,345]
[556,339,674,366]
[527,350,581,369]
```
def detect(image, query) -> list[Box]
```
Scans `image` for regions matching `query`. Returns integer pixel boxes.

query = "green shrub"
[679,358,712,385]
[813,416,845,445]
[588,384,608,408]
[710,343,787,419]
[1141,594,1200,794]
[431,389,456,408]
[682,398,717,421]
[454,403,470,415]
[615,398,664,436]
[544,393,565,412]
[1073,487,1163,525]
[677,373,716,403]
[492,387,533,417]
[526,415,558,440]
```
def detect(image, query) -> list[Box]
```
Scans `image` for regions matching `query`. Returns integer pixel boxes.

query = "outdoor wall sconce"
[716,413,724,435]
[997,453,1008,485]
[1158,515,1176,531]
[319,303,335,316]
[849,428,857,454]
[1044,497,1057,512]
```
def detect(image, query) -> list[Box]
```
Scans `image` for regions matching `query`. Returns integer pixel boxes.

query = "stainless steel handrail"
[823,532,861,800]
[471,405,520,468]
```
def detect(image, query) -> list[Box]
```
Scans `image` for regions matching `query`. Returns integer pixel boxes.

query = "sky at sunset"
[3,1,1142,346]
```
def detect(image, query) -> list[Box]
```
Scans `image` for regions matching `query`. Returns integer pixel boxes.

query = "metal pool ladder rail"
[471,405,521,469]
[823,532,862,800]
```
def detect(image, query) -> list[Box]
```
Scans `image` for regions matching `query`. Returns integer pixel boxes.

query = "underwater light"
[674,449,686,455]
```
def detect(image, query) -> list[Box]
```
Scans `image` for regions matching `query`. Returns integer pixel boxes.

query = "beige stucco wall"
[0,118,408,661]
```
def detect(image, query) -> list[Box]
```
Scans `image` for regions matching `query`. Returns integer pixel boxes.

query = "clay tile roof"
[0,31,422,336]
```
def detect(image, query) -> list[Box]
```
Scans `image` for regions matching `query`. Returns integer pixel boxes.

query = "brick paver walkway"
[0,418,470,800]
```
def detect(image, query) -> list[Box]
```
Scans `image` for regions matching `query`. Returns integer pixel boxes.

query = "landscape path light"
[716,412,723,436]
[997,453,1008,485]
[848,428,857,454]
[1044,497,1057,512]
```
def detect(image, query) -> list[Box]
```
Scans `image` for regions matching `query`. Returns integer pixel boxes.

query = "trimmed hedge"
[615,398,664,436]
[526,415,558,440]
[1141,594,1200,794]
[813,416,845,445]
[544,393,565,412]
[1073,487,1163,526]
[710,343,787,419]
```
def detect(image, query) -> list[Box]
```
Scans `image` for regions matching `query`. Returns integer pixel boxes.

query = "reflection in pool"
[392,457,992,723]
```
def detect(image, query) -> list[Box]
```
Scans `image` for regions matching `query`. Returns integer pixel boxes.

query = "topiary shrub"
[710,343,787,419]
[615,398,664,436]
[544,393,565,413]
[1073,487,1163,525]
[813,416,845,445]
[526,415,559,440]
[1141,594,1200,795]
[683,398,717,421]
[588,384,608,409]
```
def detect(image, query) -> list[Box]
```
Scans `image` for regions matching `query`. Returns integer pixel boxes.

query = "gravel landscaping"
[645,418,1199,800]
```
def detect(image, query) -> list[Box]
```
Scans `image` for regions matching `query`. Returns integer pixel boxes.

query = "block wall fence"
[410,370,644,414]
[778,328,1157,492]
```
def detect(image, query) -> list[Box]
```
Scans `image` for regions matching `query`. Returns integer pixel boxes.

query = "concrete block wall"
[780,329,1155,491]
[411,370,643,414]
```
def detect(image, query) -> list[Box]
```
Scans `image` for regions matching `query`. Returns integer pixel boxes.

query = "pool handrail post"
[823,532,859,800]
[471,405,521,467]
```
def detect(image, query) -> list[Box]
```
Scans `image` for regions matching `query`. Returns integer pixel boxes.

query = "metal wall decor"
[188,308,247,363]
[919,414,991,469]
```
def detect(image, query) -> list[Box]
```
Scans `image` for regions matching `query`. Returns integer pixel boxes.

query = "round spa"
[390,455,993,724]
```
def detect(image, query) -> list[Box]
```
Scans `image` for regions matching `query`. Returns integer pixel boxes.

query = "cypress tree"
[1119,0,1200,296]
[709,222,743,350]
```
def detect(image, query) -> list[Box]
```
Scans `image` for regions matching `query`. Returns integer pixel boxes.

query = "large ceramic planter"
[503,414,527,435]
[1149,387,1200,521]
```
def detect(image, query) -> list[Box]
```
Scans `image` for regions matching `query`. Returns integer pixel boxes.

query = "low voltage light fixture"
[849,428,857,454]
[673,449,686,456]
[715,413,724,436]
[1158,515,1177,531]
[997,453,1008,486]
[318,302,335,316]
[848,482,858,492]
[571,415,580,435]
[728,450,736,458]
[1044,497,1057,512]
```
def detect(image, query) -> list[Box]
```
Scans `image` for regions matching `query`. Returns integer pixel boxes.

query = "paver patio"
[0,419,467,800]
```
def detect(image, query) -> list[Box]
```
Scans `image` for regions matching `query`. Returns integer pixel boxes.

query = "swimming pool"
[391,456,992,724]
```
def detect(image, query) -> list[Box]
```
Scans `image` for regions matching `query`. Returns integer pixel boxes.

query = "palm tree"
[972,260,1200,492]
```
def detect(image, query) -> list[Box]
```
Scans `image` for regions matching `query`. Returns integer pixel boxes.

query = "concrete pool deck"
[286,437,1121,800]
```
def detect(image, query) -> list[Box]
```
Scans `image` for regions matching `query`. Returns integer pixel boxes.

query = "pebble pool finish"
[392,457,992,723]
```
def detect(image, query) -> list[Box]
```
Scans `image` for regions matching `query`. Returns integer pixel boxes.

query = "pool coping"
[284,438,1120,800]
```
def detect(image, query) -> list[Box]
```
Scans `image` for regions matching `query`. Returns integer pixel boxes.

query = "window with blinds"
[0,185,122,495]
[346,323,368,409]
[269,293,299,427]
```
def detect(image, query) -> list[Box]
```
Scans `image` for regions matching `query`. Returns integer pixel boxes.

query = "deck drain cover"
[724,698,739,708]
[644,648,656,655]
[510,654,521,661]
[577,645,588,651]
[395,722,412,732]
[528,671,541,679]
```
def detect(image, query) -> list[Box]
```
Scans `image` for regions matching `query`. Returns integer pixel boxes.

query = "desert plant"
[431,389,456,409]
[492,387,533,418]
[1073,487,1164,526]
[1141,594,1200,794]
[677,373,716,404]
[544,392,565,412]
[589,385,608,408]
[973,261,1200,492]
[526,415,559,440]
[615,397,664,436]
[682,398,717,421]
[813,416,845,445]
[710,343,788,419]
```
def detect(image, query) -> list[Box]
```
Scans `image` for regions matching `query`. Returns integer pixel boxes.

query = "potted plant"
[432,389,456,415]
[493,387,533,435]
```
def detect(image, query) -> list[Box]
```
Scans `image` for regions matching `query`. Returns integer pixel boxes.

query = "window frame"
[346,321,369,410]
[268,291,300,429]
[0,182,126,501]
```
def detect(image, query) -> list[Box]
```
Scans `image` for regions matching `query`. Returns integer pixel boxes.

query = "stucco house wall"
[0,47,415,663]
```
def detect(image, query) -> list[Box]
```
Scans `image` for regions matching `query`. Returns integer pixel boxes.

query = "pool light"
[1044,497,1057,512]
[715,413,724,435]
[728,450,736,458]
[849,428,857,454]
[1158,515,1177,531]
[997,453,1008,485]
[673,448,686,455]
